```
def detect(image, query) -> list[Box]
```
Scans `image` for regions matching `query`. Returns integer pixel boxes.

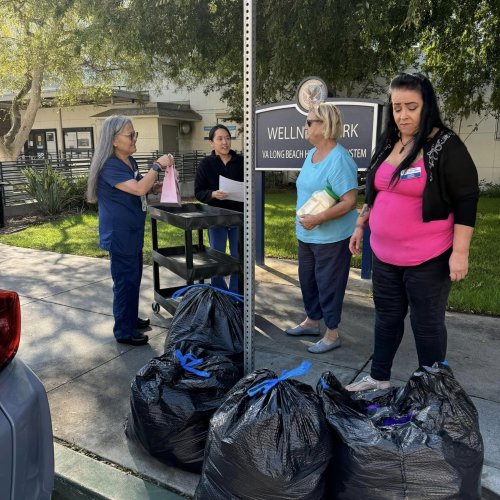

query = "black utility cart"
[149,203,243,315]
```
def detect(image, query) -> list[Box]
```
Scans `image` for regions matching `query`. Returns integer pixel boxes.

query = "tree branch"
[4,75,33,144]
[3,64,43,155]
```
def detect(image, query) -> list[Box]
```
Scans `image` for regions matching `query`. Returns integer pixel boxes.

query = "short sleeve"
[101,158,134,187]
[327,150,358,198]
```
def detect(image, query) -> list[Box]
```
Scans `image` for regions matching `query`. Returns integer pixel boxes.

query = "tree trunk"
[0,65,44,161]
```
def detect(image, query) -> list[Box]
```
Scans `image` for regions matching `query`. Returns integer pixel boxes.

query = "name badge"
[400,166,421,180]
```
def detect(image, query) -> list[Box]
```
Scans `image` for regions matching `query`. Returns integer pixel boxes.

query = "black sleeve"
[194,158,214,204]
[442,136,479,227]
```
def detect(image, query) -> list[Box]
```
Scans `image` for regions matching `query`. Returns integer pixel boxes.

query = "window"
[63,128,94,152]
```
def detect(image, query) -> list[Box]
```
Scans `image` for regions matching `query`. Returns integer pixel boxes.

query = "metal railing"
[0,151,206,208]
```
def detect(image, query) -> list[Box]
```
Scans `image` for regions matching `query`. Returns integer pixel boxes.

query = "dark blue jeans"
[297,238,351,330]
[370,249,452,381]
[208,225,239,293]
[110,251,143,340]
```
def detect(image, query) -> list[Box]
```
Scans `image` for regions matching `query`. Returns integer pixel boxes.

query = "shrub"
[22,164,73,215]
[66,176,96,213]
[479,180,500,198]
[264,171,287,189]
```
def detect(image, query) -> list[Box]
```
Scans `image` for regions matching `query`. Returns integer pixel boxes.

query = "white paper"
[219,175,244,202]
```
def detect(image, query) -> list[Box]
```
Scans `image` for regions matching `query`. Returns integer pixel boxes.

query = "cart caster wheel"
[152,302,160,313]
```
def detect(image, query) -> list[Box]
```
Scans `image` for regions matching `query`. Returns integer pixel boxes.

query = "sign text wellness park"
[255,99,381,171]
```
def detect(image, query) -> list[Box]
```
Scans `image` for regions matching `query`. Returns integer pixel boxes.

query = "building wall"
[25,88,500,184]
[32,105,175,155]
[455,113,500,185]
[30,94,243,157]
[153,85,243,153]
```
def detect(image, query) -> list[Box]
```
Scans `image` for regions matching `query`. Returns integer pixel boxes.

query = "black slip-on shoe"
[116,334,149,346]
[136,317,150,329]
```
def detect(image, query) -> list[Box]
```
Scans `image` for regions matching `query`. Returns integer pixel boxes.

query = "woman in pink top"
[346,73,479,391]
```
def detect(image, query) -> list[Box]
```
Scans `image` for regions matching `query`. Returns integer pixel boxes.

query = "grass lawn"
[0,212,186,261]
[1,191,499,316]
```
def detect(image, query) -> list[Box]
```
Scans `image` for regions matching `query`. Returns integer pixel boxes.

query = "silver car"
[0,290,54,499]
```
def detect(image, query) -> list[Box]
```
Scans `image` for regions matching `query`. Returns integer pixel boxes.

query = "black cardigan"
[365,129,479,227]
[194,150,244,213]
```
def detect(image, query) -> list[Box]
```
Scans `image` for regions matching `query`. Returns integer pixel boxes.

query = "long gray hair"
[86,115,132,203]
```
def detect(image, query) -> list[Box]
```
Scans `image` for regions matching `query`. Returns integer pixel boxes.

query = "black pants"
[298,238,351,330]
[370,249,452,381]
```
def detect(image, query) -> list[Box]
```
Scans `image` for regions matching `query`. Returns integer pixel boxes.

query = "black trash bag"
[195,361,333,500]
[164,285,243,364]
[318,363,484,500]
[125,343,243,473]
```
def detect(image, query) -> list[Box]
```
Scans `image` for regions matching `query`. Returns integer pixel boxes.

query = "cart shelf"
[149,203,243,314]
[152,246,240,282]
[149,203,242,230]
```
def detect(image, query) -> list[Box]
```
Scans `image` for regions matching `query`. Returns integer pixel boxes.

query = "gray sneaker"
[285,325,321,336]
[345,375,391,392]
[307,338,341,353]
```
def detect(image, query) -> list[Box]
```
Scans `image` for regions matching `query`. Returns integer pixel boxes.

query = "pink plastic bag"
[160,165,181,205]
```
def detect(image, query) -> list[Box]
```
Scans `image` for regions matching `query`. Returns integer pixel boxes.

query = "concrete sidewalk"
[1,242,498,499]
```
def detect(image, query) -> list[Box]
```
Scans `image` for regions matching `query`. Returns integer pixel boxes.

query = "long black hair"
[371,73,446,184]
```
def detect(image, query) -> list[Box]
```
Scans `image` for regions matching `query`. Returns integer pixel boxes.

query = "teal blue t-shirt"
[295,143,358,244]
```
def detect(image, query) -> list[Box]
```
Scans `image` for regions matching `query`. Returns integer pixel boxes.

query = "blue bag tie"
[383,412,413,426]
[175,350,211,378]
[172,284,244,303]
[247,361,311,396]
[320,376,329,390]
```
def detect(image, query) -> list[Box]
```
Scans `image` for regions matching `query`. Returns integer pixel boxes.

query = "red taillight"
[0,290,21,368]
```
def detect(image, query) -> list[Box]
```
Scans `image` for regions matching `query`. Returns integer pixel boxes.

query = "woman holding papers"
[87,115,174,345]
[285,102,358,354]
[195,124,243,293]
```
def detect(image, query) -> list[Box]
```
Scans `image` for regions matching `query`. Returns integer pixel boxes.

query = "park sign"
[255,79,382,171]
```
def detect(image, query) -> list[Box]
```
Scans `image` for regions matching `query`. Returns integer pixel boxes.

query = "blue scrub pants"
[110,251,143,340]
[297,238,351,330]
[208,225,239,293]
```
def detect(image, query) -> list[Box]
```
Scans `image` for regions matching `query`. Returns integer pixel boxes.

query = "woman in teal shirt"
[285,102,358,353]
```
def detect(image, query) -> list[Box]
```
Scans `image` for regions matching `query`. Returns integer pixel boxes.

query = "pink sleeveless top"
[369,159,453,266]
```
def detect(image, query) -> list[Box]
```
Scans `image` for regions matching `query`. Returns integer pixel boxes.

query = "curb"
[52,441,500,500]
[52,443,187,500]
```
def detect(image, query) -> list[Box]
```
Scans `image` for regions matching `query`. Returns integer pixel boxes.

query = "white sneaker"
[345,375,391,392]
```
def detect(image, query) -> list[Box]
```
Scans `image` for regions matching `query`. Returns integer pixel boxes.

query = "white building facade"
[18,85,500,184]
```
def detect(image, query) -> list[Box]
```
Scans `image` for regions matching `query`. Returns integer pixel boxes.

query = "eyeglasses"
[118,131,138,141]
[306,120,323,127]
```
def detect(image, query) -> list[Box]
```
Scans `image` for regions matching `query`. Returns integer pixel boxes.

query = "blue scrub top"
[97,156,146,255]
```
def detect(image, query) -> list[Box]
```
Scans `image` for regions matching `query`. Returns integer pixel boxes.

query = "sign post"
[243,0,256,374]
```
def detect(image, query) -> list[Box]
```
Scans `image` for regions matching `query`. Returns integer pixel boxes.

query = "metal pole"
[243,0,256,374]
[255,171,265,264]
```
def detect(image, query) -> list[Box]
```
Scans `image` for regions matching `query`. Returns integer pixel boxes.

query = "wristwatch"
[151,163,161,172]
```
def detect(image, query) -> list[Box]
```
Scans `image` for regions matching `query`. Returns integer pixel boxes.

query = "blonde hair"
[311,102,343,140]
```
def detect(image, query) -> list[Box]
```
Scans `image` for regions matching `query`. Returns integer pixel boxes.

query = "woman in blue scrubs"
[87,115,174,345]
